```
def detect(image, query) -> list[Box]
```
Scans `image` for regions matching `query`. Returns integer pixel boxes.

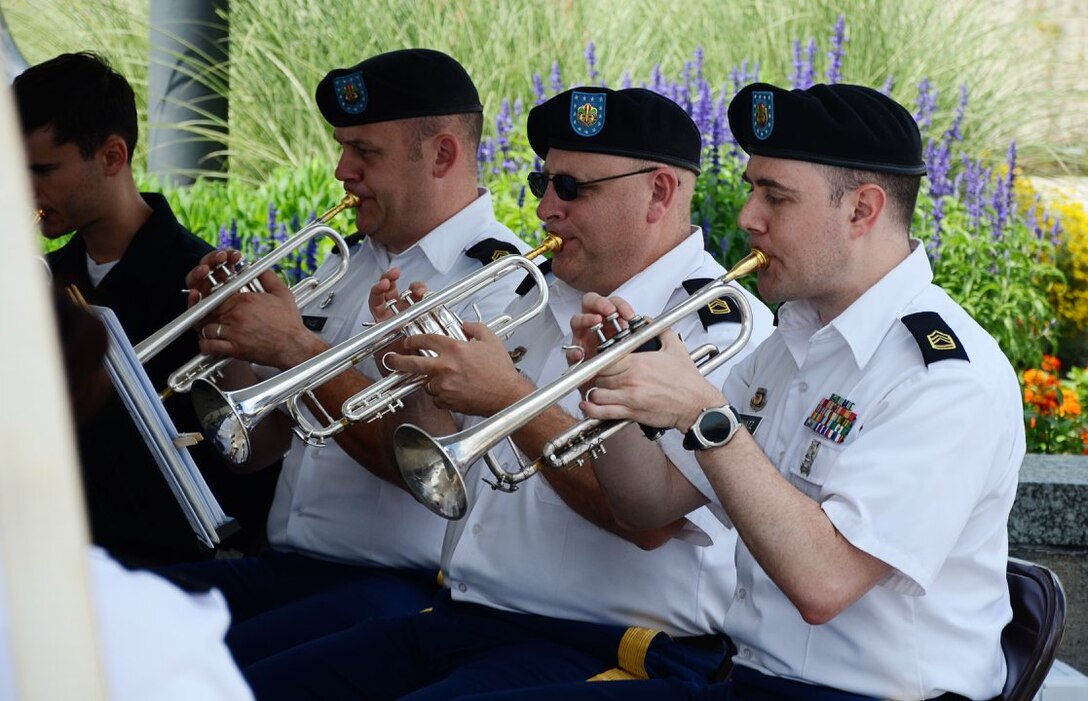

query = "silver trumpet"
[137,194,359,397]
[395,248,768,520]
[190,234,563,465]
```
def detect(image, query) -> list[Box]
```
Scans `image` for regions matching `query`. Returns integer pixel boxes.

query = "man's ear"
[646,168,678,224]
[431,132,460,178]
[99,135,129,176]
[848,183,886,239]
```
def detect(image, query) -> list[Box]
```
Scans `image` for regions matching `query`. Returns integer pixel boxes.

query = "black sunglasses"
[526,166,658,201]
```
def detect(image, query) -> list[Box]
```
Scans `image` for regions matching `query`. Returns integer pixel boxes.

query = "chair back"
[1000,557,1067,701]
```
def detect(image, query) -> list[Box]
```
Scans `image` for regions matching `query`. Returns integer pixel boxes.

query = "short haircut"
[13,51,138,161]
[819,165,922,232]
[404,112,483,164]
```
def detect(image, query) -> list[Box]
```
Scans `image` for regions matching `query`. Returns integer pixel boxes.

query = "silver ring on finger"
[583,386,599,404]
[215,323,223,340]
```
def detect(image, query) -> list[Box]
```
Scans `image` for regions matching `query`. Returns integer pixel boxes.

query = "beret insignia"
[334,71,367,115]
[900,311,969,366]
[570,90,606,137]
[752,90,774,140]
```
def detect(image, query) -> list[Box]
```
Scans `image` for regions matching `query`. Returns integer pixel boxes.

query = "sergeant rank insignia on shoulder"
[682,278,743,329]
[900,311,969,366]
[465,238,520,267]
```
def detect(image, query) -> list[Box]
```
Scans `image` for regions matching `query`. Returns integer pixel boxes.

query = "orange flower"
[1060,392,1082,417]
[1041,355,1061,373]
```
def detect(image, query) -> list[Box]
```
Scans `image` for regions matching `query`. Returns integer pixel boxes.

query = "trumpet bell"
[395,424,468,520]
[190,379,252,464]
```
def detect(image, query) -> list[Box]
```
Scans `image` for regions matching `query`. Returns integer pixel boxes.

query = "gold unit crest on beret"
[334,71,368,115]
[570,90,606,137]
[752,90,774,140]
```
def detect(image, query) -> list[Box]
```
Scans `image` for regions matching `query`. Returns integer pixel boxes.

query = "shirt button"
[458,583,468,593]
[742,648,752,658]
[737,588,746,600]
[798,382,808,392]
[472,524,483,535]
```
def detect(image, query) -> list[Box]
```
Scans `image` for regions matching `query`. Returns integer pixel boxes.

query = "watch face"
[699,409,736,444]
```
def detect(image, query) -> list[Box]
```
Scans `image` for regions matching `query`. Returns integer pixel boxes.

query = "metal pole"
[148,0,229,185]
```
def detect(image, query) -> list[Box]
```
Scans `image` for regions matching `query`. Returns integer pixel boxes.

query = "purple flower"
[531,73,547,105]
[267,202,278,240]
[584,41,599,85]
[1050,219,1064,247]
[827,15,846,83]
[914,78,937,131]
[620,71,633,90]
[549,60,564,95]
[948,85,968,142]
[693,78,713,136]
[649,63,664,94]
[217,223,231,250]
[880,76,895,96]
[517,184,526,210]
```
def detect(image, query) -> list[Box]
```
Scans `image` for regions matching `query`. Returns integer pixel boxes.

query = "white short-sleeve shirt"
[440,229,774,636]
[0,547,253,701]
[709,241,1022,700]
[266,190,530,569]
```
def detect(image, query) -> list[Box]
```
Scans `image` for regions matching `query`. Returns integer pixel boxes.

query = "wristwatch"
[683,405,741,451]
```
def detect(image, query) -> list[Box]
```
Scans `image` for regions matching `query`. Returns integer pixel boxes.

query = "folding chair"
[999,557,1067,701]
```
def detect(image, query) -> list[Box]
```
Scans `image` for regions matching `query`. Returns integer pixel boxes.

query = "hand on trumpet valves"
[195,266,329,370]
[368,269,430,375]
[368,268,430,322]
[384,320,535,416]
[183,249,244,308]
[569,293,638,361]
[578,325,726,434]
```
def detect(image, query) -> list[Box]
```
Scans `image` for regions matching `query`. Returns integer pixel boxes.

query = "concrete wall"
[1009,454,1088,673]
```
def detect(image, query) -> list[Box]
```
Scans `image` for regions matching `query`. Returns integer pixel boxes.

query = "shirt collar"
[778,239,933,368]
[545,227,709,331]
[362,188,499,274]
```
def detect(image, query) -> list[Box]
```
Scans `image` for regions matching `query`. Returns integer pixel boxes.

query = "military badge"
[707,298,732,316]
[803,393,857,444]
[750,387,767,411]
[800,439,820,477]
[334,71,368,115]
[570,90,606,137]
[752,91,774,141]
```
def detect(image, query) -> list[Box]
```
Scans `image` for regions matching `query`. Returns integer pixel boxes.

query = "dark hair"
[404,112,483,164]
[13,52,138,161]
[820,165,922,232]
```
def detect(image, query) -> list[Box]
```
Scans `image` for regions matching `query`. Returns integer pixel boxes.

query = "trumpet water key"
[395,248,768,520]
[191,234,563,464]
[143,194,359,397]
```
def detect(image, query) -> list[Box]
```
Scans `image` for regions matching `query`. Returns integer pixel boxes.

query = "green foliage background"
[5,0,1086,180]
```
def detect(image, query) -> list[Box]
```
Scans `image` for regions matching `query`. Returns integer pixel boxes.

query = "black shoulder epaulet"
[682,278,742,329]
[465,238,521,267]
[331,231,366,253]
[900,311,969,365]
[516,259,553,296]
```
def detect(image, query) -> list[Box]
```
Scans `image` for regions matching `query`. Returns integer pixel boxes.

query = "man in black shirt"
[15,51,274,564]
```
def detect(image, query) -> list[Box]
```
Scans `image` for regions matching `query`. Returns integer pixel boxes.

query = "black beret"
[728,82,926,176]
[315,49,482,127]
[527,87,702,174]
